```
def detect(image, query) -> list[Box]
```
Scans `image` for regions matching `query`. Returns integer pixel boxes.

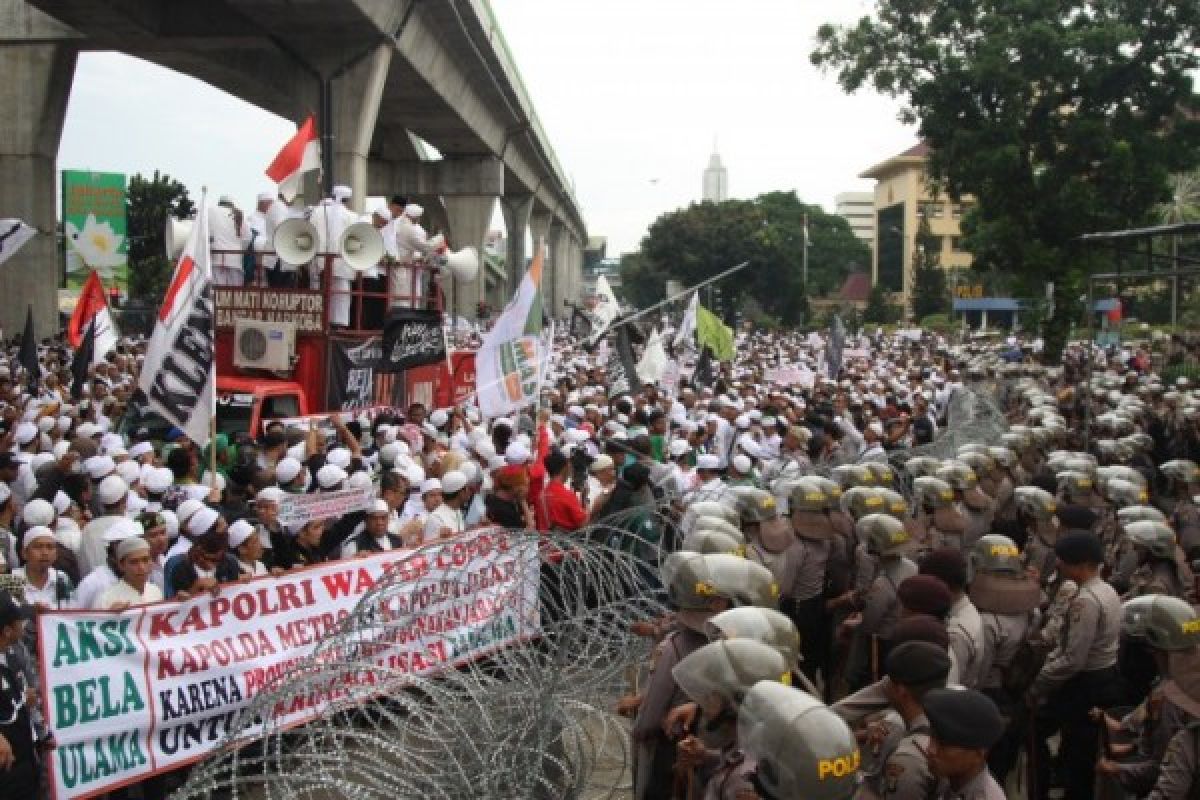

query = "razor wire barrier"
[176,528,670,800]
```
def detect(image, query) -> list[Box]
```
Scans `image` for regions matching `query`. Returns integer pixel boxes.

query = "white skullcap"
[0,485,10,507]
[126,492,147,514]
[429,409,449,428]
[129,442,153,459]
[404,203,424,219]
[256,487,285,505]
[22,525,57,550]
[371,206,393,222]
[228,519,256,549]
[116,536,150,561]
[97,475,129,506]
[53,491,71,515]
[669,439,691,458]
[347,470,373,491]
[37,416,55,434]
[116,460,141,486]
[256,191,274,203]
[420,478,442,495]
[735,414,751,430]
[276,457,303,484]
[379,442,402,466]
[732,454,753,474]
[104,518,143,543]
[186,507,220,537]
[441,470,467,494]
[15,422,37,445]
[696,454,720,470]
[332,185,352,201]
[317,464,347,489]
[175,499,203,528]
[85,455,116,480]
[405,463,426,485]
[146,467,174,494]
[326,448,352,469]
[201,471,226,491]
[460,461,481,485]
[505,443,531,465]
[218,194,236,206]
[101,433,124,453]
[185,484,212,502]
[161,510,180,540]
[366,499,390,516]
[22,498,55,528]
[589,454,615,473]
[76,422,100,438]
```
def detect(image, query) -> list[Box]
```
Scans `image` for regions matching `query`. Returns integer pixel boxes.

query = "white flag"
[637,328,669,384]
[0,219,36,267]
[139,197,215,445]
[477,240,547,418]
[674,291,698,349]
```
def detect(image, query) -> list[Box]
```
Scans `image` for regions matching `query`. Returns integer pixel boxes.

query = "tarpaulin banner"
[37,530,542,799]
[61,170,127,291]
[277,486,373,527]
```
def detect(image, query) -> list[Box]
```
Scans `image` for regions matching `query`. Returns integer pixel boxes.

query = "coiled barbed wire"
[176,523,672,800]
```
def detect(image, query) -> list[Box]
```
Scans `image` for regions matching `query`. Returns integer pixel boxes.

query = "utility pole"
[802,212,810,288]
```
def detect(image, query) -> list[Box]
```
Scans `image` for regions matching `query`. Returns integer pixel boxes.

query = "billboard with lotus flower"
[61,169,127,292]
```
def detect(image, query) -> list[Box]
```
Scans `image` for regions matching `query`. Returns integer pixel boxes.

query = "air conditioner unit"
[233,319,295,371]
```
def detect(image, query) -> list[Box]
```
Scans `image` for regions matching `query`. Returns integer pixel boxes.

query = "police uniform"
[1147,723,1200,800]
[935,767,1005,800]
[882,715,935,800]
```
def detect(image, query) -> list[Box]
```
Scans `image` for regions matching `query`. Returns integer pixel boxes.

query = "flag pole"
[588,261,749,342]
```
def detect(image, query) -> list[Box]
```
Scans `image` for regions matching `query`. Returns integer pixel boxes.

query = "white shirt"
[238,560,268,577]
[13,566,72,609]
[75,565,118,611]
[96,580,163,610]
[78,515,122,577]
[207,204,252,269]
[423,504,465,543]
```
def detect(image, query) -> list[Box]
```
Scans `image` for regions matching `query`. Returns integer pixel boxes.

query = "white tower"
[702,148,728,203]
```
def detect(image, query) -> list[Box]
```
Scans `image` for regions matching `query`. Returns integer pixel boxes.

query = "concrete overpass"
[0,0,587,336]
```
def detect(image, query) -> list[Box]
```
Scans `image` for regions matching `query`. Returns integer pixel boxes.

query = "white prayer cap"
[430,409,449,428]
[276,457,303,484]
[366,499,390,516]
[256,487,285,506]
[201,471,226,491]
[104,517,143,543]
[129,441,154,459]
[116,536,150,561]
[441,470,467,494]
[22,498,55,528]
[0,485,9,507]
[53,491,71,515]
[347,470,373,491]
[405,463,426,486]
[175,499,204,529]
[317,464,347,489]
[146,467,174,494]
[590,455,615,473]
[14,422,37,445]
[505,443,531,465]
[85,455,116,480]
[696,454,720,471]
[404,203,424,219]
[379,442,402,467]
[97,475,128,506]
[161,510,179,540]
[735,414,751,430]
[371,206,393,222]
[228,519,256,550]
[256,191,274,203]
[218,194,236,206]
[326,448,352,468]
[732,454,753,474]
[22,526,57,550]
[37,416,55,434]
[186,507,220,537]
[420,478,442,495]
[332,185,352,201]
[669,440,691,458]
[126,492,148,515]
[116,460,141,486]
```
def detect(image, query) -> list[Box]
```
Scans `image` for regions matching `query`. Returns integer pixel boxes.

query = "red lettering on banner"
[319,568,376,599]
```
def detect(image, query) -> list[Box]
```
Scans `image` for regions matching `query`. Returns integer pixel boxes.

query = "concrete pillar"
[549,222,572,320]
[980,309,988,332]
[443,196,496,318]
[0,40,76,338]
[330,44,392,210]
[529,208,553,257]
[500,193,533,293]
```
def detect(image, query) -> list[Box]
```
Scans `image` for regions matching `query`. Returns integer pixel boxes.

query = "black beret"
[890,614,949,649]
[897,575,954,619]
[1056,504,1099,532]
[886,641,950,686]
[919,548,968,591]
[923,688,1004,749]
[1054,530,1105,565]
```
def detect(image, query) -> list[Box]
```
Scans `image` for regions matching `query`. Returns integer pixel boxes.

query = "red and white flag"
[138,195,215,445]
[67,269,118,361]
[266,115,321,203]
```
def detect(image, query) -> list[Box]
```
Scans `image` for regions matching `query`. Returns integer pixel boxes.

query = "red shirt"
[536,478,587,532]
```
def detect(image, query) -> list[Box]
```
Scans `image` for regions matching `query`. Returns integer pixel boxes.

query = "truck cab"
[215,376,308,439]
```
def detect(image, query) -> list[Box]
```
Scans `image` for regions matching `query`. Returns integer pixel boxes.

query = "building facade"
[702,151,729,203]
[835,191,876,251]
[859,142,974,306]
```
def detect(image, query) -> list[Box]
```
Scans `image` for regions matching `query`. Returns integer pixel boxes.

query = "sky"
[57,0,916,256]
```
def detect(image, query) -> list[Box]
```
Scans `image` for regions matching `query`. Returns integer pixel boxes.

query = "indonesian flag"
[67,269,118,361]
[139,196,215,445]
[1107,298,1123,324]
[265,115,321,203]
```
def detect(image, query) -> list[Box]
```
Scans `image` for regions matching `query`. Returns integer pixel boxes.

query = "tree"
[911,216,949,320]
[621,192,869,325]
[863,285,900,324]
[812,0,1200,360]
[126,171,195,304]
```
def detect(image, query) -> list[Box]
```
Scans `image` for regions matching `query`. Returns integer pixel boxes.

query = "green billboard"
[61,170,127,291]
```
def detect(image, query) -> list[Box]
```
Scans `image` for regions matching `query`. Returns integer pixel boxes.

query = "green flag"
[696,304,734,362]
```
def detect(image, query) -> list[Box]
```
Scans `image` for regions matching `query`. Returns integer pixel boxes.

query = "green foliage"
[812,0,1200,361]
[864,285,902,324]
[919,313,954,333]
[126,171,194,304]
[911,267,950,320]
[620,192,870,325]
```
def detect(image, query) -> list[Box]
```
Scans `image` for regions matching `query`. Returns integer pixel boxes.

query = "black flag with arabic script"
[379,308,445,373]
[608,326,643,397]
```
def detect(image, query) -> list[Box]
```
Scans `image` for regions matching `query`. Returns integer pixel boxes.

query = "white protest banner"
[764,366,815,389]
[659,359,681,396]
[277,486,373,527]
[37,529,541,799]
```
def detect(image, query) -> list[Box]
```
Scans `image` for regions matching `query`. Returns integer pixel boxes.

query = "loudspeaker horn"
[339,222,384,273]
[165,217,192,260]
[442,246,480,283]
[273,218,319,266]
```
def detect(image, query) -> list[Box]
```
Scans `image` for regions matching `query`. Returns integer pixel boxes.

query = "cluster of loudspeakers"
[164,213,479,283]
